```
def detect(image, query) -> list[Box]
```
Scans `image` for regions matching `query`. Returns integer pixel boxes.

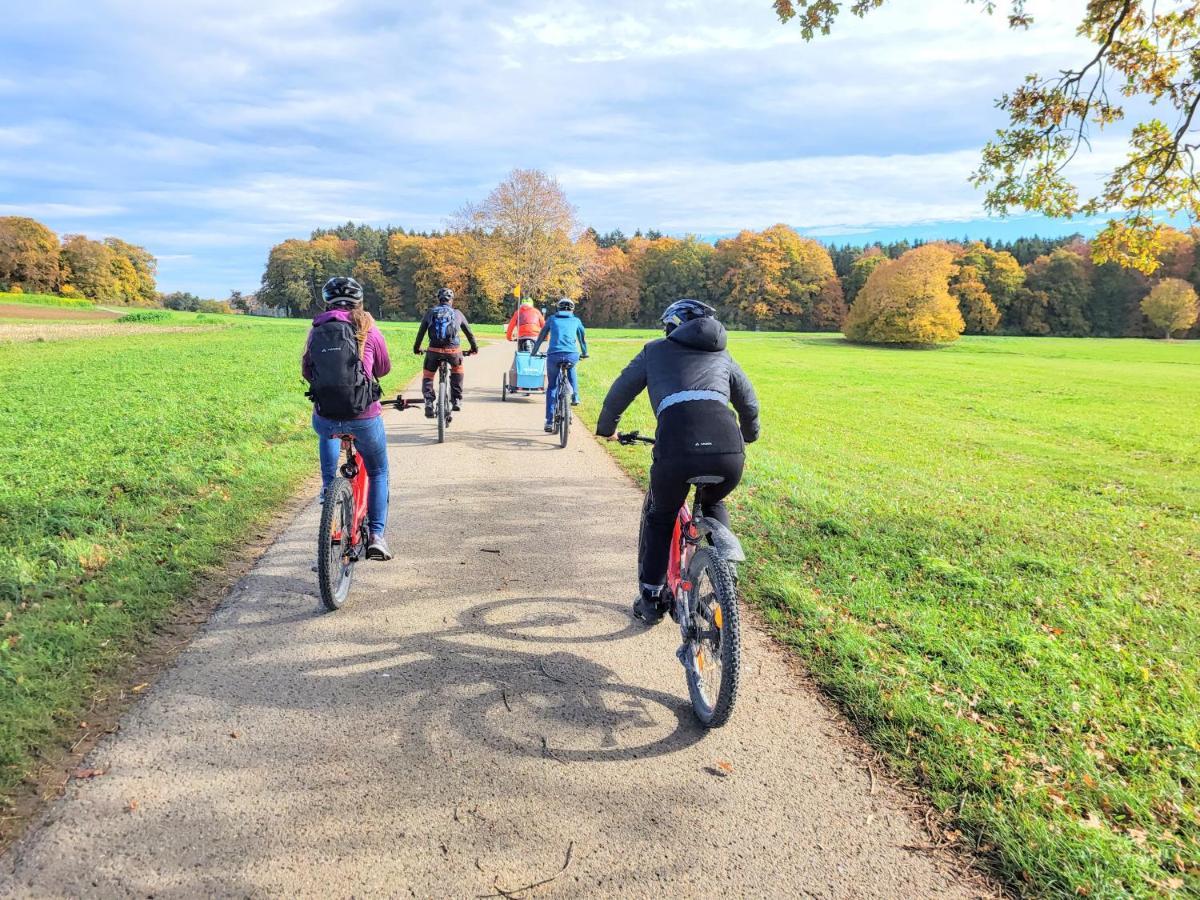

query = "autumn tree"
[810,274,848,330]
[843,247,887,303]
[775,1,1200,273]
[843,244,965,344]
[711,224,837,330]
[60,235,121,302]
[259,240,320,314]
[582,245,640,326]
[950,264,1001,334]
[0,216,61,292]
[1021,249,1094,336]
[103,237,157,305]
[386,233,470,319]
[258,236,357,316]
[955,242,1024,319]
[453,169,584,302]
[636,236,714,324]
[1141,278,1199,338]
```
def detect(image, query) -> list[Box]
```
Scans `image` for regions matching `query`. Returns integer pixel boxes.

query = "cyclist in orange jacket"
[505,297,545,352]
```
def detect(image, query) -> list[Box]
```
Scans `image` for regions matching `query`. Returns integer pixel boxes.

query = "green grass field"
[0,313,418,817]
[3,312,1196,895]
[578,333,1199,898]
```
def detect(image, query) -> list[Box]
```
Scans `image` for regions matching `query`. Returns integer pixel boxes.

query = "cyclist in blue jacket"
[531,298,588,433]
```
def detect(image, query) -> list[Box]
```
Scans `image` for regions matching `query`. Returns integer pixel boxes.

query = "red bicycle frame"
[333,435,370,546]
[666,503,700,598]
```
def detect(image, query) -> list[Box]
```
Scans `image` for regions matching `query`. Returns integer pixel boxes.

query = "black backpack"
[305,319,381,419]
[428,303,459,346]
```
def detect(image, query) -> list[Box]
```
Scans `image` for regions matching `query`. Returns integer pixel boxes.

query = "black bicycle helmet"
[556,297,575,312]
[322,276,364,306]
[661,298,715,333]
[437,287,455,304]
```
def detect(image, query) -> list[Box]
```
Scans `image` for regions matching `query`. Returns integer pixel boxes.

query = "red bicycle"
[618,431,745,727]
[316,397,422,611]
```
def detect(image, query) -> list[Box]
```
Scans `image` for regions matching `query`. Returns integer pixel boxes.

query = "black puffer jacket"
[596,318,760,457]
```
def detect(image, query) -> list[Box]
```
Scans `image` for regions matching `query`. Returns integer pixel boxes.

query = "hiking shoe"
[544,422,554,433]
[633,587,668,626]
[571,397,580,406]
[451,400,462,412]
[424,400,435,419]
[366,535,394,561]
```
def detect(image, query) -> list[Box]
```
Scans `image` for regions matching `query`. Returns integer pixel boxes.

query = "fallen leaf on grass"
[130,683,150,693]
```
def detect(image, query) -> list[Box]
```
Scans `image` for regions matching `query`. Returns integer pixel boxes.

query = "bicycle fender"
[694,517,746,562]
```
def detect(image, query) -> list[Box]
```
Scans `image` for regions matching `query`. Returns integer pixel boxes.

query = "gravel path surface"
[2,343,982,898]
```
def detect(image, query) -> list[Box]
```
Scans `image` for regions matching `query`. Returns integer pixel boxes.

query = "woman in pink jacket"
[301,277,394,560]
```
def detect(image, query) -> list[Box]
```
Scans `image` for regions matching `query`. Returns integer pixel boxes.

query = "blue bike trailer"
[514,351,546,390]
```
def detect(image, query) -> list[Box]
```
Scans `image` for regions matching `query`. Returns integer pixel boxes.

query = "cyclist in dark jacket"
[596,299,759,624]
[412,287,479,418]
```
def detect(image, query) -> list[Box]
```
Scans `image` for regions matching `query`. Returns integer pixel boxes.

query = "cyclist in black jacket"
[596,300,760,625]
[412,288,479,417]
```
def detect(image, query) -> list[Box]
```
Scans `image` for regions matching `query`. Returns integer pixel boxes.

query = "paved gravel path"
[2,343,982,898]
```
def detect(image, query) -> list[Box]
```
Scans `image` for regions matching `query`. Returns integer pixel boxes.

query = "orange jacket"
[506,305,545,340]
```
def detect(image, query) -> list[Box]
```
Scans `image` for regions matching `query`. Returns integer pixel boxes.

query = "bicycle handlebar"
[391,396,425,411]
[617,431,655,446]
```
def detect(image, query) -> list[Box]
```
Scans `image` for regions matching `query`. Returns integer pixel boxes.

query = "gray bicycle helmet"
[661,298,715,333]
[322,276,364,307]
[556,297,575,312]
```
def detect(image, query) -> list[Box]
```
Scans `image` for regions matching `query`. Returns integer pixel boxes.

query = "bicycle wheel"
[317,477,355,611]
[437,367,447,443]
[682,546,741,727]
[557,371,570,448]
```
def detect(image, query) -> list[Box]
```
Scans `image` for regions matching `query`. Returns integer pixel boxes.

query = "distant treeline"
[259,221,1200,338]
[0,216,158,306]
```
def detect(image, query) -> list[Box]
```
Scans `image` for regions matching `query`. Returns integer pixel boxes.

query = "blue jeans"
[545,352,579,423]
[312,413,389,537]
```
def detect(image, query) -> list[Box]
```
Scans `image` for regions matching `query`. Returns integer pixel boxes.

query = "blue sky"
[1,0,1115,296]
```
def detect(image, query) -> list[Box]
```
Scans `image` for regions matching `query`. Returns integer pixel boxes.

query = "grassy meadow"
[577,332,1199,898]
[2,306,1196,896]
[0,312,419,818]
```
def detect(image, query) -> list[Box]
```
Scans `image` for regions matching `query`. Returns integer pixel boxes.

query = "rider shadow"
[220,594,706,764]
[452,427,563,452]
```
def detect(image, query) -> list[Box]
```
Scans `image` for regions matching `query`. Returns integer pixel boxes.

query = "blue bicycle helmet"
[661,299,715,334]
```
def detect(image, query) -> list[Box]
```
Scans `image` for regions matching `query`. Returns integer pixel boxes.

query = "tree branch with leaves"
[774,0,1200,273]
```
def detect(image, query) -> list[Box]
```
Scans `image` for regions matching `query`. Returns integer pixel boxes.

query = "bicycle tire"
[501,373,508,401]
[437,366,447,443]
[682,546,742,727]
[557,370,570,448]
[317,478,355,611]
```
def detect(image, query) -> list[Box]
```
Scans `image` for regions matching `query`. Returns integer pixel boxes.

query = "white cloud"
[0,0,1120,294]
[0,202,126,218]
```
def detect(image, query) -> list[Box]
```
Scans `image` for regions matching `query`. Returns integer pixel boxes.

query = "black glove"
[413,348,423,355]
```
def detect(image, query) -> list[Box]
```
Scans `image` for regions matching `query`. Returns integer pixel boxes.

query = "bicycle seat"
[687,475,725,485]
[332,433,356,441]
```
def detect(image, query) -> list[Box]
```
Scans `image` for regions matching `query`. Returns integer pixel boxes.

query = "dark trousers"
[639,452,744,587]
[422,350,465,403]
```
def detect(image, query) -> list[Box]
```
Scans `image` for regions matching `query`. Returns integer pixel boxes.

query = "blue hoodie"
[532,311,588,357]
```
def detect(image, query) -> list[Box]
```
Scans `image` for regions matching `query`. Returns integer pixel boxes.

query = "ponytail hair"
[350,308,375,356]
